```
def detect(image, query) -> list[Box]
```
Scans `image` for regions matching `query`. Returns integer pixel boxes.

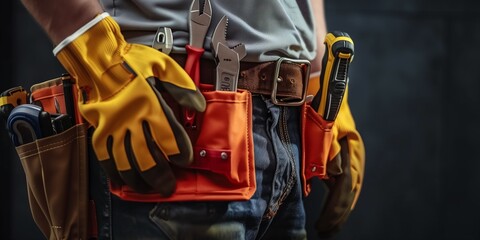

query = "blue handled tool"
[7,104,53,146]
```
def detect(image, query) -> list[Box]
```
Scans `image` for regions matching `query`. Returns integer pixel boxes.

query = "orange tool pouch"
[301,100,334,196]
[30,76,83,124]
[109,84,256,202]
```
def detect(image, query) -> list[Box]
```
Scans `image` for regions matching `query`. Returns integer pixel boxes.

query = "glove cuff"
[55,13,133,103]
[53,12,110,56]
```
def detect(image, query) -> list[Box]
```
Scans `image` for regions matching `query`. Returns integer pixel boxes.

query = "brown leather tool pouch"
[10,75,90,239]
[15,123,89,240]
[301,103,334,196]
[109,84,256,202]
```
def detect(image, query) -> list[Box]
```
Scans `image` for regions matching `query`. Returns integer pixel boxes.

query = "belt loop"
[271,57,311,106]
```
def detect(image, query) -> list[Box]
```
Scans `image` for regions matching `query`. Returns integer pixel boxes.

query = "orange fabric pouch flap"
[301,103,334,196]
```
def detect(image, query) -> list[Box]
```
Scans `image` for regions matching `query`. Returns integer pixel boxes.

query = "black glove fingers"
[161,111,194,166]
[147,77,194,167]
[141,121,177,197]
[147,74,205,112]
[97,135,125,187]
[161,81,206,112]
[121,130,156,193]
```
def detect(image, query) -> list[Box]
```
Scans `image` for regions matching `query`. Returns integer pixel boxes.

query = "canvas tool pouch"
[15,123,89,240]
[301,101,334,196]
[11,76,90,240]
[109,84,256,202]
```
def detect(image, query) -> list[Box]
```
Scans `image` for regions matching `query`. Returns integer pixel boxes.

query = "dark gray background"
[1,0,479,239]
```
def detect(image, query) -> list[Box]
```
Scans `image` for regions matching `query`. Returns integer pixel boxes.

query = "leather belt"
[170,54,311,106]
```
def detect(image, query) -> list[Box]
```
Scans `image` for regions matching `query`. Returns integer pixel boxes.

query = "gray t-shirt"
[100,0,317,62]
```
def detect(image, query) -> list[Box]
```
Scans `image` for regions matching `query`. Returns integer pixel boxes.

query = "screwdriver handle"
[0,86,28,122]
[311,31,354,121]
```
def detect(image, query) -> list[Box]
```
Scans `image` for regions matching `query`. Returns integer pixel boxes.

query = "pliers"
[184,0,212,127]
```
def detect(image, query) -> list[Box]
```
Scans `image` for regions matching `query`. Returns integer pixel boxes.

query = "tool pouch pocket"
[15,123,89,240]
[110,85,256,202]
[301,103,334,196]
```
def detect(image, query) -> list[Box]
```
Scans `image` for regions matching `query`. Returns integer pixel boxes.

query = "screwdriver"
[311,31,354,121]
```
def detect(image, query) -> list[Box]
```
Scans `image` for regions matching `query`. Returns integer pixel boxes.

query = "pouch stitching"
[205,99,247,104]
[245,93,252,189]
[19,136,85,159]
[18,135,85,158]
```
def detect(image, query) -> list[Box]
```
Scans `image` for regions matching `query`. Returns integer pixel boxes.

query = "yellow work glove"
[315,93,365,238]
[54,13,206,196]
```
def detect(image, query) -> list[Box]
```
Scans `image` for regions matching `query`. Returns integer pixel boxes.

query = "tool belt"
[170,53,308,101]
[108,55,332,201]
[178,55,334,196]
[1,61,332,240]
[5,59,331,212]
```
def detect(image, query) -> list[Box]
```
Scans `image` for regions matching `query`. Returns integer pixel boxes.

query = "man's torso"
[100,0,317,62]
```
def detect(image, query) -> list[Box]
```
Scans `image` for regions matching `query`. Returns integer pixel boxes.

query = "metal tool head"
[231,43,247,60]
[189,0,212,48]
[211,15,228,57]
[211,15,247,92]
[214,42,240,91]
[211,15,246,60]
[152,27,173,55]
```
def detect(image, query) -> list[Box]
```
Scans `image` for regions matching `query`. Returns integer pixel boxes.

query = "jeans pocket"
[15,123,89,239]
[301,104,334,196]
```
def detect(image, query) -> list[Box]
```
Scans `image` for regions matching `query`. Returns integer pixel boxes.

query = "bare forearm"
[20,0,103,45]
[310,0,327,74]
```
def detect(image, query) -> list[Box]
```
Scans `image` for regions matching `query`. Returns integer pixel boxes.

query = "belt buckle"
[271,57,311,106]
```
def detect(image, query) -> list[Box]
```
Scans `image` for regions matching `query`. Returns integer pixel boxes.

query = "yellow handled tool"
[0,86,28,121]
[312,31,354,121]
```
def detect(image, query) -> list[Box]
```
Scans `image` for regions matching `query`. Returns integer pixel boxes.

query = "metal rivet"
[199,150,207,157]
[261,74,267,80]
[220,152,228,160]
[311,166,317,172]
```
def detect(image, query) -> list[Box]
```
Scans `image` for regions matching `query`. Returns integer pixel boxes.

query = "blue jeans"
[89,95,307,239]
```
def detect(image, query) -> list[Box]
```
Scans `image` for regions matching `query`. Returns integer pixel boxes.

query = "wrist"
[53,12,110,56]
[55,14,129,95]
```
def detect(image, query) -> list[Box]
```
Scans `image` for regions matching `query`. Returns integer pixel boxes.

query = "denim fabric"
[89,95,307,240]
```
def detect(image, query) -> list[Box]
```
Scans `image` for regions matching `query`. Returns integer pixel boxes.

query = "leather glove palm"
[316,96,365,238]
[55,13,206,196]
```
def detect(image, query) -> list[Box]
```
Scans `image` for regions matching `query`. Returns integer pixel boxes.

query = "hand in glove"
[54,13,206,196]
[316,95,365,238]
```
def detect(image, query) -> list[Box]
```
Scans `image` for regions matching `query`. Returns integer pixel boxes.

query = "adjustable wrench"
[211,16,246,92]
